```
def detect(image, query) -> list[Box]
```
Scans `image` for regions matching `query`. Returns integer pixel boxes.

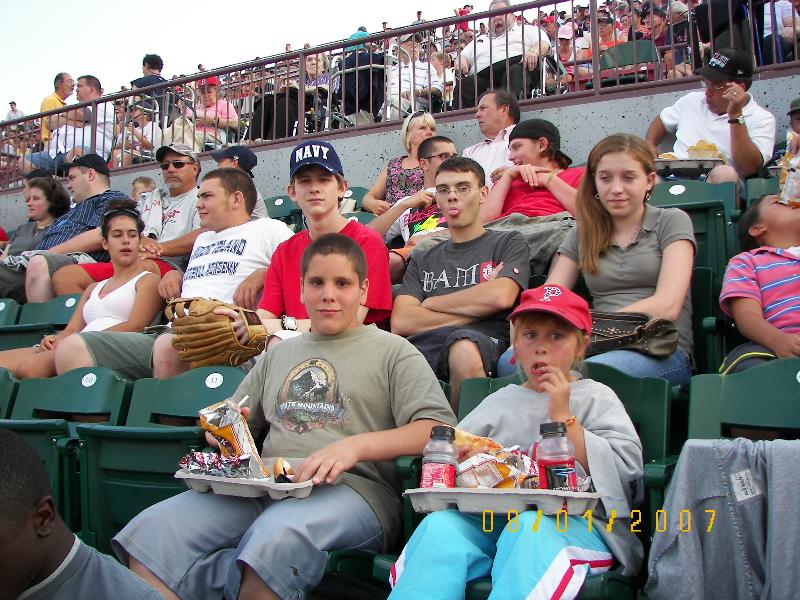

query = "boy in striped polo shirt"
[719,194,800,373]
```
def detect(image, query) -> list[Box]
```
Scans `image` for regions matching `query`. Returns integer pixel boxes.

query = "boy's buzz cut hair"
[435,156,485,187]
[301,233,368,284]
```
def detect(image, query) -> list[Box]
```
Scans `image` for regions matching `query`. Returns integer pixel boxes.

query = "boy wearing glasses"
[645,47,776,183]
[368,135,458,282]
[392,156,529,411]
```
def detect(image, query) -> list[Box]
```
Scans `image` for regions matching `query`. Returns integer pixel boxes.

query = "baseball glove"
[166,298,268,368]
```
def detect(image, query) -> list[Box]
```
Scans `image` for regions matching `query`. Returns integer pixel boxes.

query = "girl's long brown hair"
[576,134,655,273]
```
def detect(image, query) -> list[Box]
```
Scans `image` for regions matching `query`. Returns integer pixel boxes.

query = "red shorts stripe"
[81,259,174,281]
[551,558,615,600]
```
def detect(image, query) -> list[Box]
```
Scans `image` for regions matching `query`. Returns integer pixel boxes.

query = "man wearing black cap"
[645,47,776,182]
[36,143,208,303]
[211,145,268,218]
[483,118,584,223]
[787,96,800,155]
[0,154,127,303]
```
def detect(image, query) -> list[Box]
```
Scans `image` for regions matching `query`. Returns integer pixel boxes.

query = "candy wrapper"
[179,451,262,479]
[456,446,535,489]
[199,400,269,478]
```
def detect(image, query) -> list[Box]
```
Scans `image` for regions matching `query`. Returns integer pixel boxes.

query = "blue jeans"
[586,349,692,387]
[497,347,691,386]
[25,150,65,171]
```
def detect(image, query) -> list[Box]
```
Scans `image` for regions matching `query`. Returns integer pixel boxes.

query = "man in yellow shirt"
[39,73,75,143]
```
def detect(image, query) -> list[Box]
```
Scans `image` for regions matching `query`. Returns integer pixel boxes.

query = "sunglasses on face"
[423,152,458,161]
[160,160,193,170]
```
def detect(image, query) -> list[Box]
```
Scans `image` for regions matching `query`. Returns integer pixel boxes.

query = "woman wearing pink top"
[185,76,239,148]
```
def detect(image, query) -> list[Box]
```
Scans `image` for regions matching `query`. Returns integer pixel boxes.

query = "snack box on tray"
[405,487,600,515]
[175,457,311,500]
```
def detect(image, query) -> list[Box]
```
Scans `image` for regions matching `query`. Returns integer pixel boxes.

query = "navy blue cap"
[212,145,258,178]
[289,140,343,179]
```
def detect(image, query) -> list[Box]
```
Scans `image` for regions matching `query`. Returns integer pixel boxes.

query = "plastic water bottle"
[536,422,578,491]
[420,426,458,488]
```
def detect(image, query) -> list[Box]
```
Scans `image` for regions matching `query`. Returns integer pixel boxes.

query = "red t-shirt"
[499,167,585,219]
[258,220,392,324]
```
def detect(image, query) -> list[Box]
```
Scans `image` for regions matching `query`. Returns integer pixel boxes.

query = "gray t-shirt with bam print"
[235,324,457,550]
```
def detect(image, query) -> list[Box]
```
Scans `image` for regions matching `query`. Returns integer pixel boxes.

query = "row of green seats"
[0,366,245,551]
[264,186,371,231]
[0,294,81,350]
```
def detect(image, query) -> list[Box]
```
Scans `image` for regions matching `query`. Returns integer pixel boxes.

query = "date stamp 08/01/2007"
[480,509,718,534]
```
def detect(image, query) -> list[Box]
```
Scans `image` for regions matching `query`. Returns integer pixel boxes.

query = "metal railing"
[1,0,798,190]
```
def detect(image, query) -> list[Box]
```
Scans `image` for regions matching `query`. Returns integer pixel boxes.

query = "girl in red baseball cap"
[389,284,644,600]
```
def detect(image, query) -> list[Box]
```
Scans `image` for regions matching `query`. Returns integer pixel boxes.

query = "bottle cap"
[540,421,567,436]
[430,425,455,440]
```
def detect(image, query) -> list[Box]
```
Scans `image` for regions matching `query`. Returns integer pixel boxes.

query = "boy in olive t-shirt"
[113,233,456,600]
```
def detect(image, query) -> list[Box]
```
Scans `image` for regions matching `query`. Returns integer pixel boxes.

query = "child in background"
[389,284,644,600]
[130,176,157,202]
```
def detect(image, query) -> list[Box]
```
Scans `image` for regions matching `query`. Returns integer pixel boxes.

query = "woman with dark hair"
[2,177,70,259]
[0,199,163,379]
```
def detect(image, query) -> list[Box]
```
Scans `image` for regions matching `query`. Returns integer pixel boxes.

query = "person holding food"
[111,234,456,600]
[645,47,776,184]
[388,284,643,600]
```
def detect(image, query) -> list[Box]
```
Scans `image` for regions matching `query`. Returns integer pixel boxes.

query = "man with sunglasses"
[36,143,206,303]
[392,156,529,411]
[368,135,459,282]
[645,48,776,184]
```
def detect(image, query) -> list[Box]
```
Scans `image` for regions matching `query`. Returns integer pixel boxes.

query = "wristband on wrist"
[545,169,563,186]
[564,415,578,427]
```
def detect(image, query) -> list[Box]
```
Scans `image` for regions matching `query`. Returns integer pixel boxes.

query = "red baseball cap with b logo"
[508,285,592,334]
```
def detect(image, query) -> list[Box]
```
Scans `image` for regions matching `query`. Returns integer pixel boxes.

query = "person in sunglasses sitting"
[31,144,207,302]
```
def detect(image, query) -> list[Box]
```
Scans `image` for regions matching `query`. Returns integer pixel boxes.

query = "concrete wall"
[2,73,797,230]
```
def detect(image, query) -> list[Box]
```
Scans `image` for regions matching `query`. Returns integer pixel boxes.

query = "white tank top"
[81,271,154,332]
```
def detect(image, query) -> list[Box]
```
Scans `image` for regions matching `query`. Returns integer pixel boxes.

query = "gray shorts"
[79,331,159,380]
[407,326,502,380]
[112,484,383,600]
[42,252,91,276]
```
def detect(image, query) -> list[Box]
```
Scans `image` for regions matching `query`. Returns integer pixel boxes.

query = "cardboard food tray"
[405,487,600,515]
[655,158,724,173]
[175,471,313,499]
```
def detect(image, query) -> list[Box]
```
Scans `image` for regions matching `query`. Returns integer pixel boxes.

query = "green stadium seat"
[687,358,800,439]
[0,368,19,418]
[344,186,369,211]
[584,40,661,89]
[0,298,21,326]
[0,367,132,531]
[343,211,376,225]
[744,177,780,207]
[0,294,82,351]
[76,367,246,552]
[264,194,303,230]
[372,365,674,599]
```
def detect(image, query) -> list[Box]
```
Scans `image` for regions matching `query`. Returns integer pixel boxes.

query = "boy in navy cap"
[221,139,392,344]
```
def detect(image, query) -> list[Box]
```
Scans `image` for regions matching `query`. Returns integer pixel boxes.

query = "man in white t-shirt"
[54,167,294,381]
[462,89,519,187]
[19,75,111,174]
[763,0,800,62]
[453,0,551,108]
[387,33,444,118]
[111,100,162,167]
[645,47,776,184]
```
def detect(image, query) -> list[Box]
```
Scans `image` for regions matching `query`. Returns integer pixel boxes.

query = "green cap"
[788,97,800,116]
